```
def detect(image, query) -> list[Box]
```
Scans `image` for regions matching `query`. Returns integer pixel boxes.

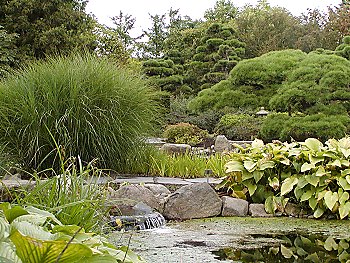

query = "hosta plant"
[0,203,145,263]
[218,137,350,219]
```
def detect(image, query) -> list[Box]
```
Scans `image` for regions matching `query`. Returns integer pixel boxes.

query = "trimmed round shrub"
[163,122,209,146]
[214,114,262,140]
[259,113,291,142]
[0,53,159,171]
[280,114,349,142]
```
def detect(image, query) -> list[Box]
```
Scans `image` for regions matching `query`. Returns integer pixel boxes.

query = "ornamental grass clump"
[0,53,159,171]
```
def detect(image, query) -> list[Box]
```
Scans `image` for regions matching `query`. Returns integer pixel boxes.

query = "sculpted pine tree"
[186,23,245,92]
[335,36,350,60]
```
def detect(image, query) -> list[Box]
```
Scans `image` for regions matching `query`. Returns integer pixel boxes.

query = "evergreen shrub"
[214,114,262,140]
[163,122,209,146]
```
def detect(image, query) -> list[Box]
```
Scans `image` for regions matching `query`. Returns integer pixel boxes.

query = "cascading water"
[109,212,166,231]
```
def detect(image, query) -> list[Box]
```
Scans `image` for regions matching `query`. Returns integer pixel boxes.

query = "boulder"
[214,135,231,153]
[110,184,162,212]
[144,183,171,197]
[163,183,222,220]
[160,143,191,154]
[249,203,273,217]
[221,196,248,217]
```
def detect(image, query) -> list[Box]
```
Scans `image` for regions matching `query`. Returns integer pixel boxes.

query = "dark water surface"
[109,217,350,263]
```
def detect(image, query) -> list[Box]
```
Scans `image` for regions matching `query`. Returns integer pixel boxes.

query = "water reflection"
[213,233,350,262]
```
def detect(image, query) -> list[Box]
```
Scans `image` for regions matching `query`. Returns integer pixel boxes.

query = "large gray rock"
[163,183,222,220]
[214,135,231,153]
[221,196,248,217]
[249,203,273,217]
[160,143,191,154]
[144,183,171,197]
[110,184,162,212]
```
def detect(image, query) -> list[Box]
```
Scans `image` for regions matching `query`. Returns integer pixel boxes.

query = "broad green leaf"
[280,244,294,259]
[296,247,308,257]
[342,169,350,176]
[317,190,327,201]
[244,181,257,196]
[232,191,246,200]
[301,163,315,173]
[242,171,254,181]
[265,196,276,214]
[281,177,298,196]
[297,177,308,188]
[0,242,22,263]
[3,206,29,224]
[280,158,290,166]
[253,171,264,183]
[305,174,319,187]
[339,137,350,149]
[338,177,350,191]
[309,196,318,210]
[259,161,275,170]
[0,218,9,240]
[52,225,85,235]
[251,139,264,149]
[268,177,280,191]
[11,221,59,241]
[305,252,319,262]
[324,191,338,211]
[341,159,350,167]
[243,160,257,172]
[339,239,350,250]
[339,250,350,262]
[309,154,324,165]
[294,187,304,200]
[341,148,350,158]
[10,229,92,263]
[315,167,327,177]
[25,206,62,226]
[304,138,322,152]
[329,159,342,168]
[323,151,338,159]
[12,215,47,226]
[339,192,349,205]
[300,190,313,202]
[225,160,244,173]
[313,207,325,218]
[324,236,338,251]
[347,175,350,185]
[339,202,350,219]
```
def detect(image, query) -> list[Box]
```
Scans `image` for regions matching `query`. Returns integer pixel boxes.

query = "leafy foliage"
[0,26,17,79]
[0,0,96,61]
[214,114,262,141]
[218,137,350,219]
[15,158,108,232]
[0,53,159,171]
[0,203,145,263]
[163,123,209,146]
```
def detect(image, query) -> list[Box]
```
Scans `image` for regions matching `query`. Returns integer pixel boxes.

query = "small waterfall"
[109,212,165,231]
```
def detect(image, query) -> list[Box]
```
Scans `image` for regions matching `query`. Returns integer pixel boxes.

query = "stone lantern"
[256,107,269,117]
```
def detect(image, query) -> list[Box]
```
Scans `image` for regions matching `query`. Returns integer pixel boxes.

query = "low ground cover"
[218,137,350,219]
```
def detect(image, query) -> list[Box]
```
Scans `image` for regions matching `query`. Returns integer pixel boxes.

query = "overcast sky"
[86,0,339,35]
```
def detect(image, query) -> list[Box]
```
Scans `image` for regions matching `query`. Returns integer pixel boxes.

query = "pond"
[109,217,350,263]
